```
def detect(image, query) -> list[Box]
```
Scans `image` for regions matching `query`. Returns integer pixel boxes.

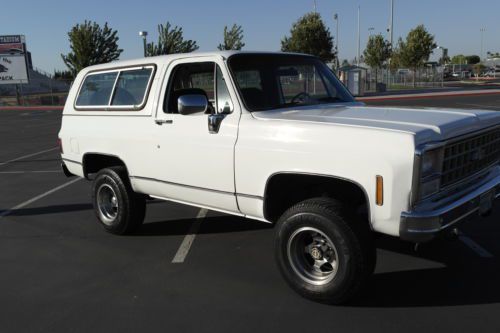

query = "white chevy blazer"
[59,51,500,304]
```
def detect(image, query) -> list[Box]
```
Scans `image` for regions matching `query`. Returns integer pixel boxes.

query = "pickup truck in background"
[59,51,500,304]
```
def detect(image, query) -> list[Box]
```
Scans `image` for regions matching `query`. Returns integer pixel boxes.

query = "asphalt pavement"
[0,94,499,332]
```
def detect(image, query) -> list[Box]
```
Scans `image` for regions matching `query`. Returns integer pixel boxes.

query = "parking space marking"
[172,208,208,263]
[0,171,60,174]
[0,178,82,219]
[459,232,493,258]
[0,147,58,167]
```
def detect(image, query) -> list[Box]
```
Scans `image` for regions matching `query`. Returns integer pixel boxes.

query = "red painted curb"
[358,90,500,102]
[0,106,64,111]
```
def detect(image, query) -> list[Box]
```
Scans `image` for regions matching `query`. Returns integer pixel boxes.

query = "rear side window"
[75,66,155,110]
[76,72,117,106]
[111,68,153,106]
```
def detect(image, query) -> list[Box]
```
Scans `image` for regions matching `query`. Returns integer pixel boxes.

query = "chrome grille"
[441,127,500,187]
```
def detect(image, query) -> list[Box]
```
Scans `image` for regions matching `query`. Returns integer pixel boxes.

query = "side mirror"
[178,94,208,115]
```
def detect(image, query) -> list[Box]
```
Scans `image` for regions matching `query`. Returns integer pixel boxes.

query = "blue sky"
[3,0,500,72]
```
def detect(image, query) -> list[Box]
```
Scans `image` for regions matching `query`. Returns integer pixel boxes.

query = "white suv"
[59,51,500,304]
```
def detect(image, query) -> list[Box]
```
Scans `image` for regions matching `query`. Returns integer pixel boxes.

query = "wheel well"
[264,173,370,223]
[82,153,127,178]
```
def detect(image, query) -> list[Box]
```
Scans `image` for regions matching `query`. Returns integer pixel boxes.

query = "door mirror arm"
[208,114,226,134]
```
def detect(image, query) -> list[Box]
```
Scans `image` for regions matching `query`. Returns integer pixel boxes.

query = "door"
[151,57,241,213]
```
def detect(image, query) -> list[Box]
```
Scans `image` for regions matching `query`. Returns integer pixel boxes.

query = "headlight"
[418,148,444,200]
[421,148,443,178]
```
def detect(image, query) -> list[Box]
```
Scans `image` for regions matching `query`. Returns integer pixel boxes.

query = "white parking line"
[172,208,208,263]
[0,178,82,219]
[459,232,493,258]
[0,147,58,167]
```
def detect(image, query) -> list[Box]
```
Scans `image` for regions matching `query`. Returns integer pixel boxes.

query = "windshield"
[228,54,354,111]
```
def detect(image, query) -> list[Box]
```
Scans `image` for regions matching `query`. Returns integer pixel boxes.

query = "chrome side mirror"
[178,94,208,115]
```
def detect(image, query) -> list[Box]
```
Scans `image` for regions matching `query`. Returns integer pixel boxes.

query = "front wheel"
[274,198,375,304]
[91,167,146,235]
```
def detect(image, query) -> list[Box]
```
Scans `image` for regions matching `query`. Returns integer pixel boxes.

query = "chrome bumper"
[400,170,500,243]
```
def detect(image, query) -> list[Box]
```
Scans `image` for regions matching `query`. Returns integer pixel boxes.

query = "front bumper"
[400,169,500,243]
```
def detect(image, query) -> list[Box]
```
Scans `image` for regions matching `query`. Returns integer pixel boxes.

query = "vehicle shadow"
[0,203,93,216]
[349,235,500,307]
[136,215,273,236]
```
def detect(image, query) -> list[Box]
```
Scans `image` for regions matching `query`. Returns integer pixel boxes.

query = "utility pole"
[357,5,361,66]
[388,0,394,86]
[480,28,486,61]
[334,13,339,68]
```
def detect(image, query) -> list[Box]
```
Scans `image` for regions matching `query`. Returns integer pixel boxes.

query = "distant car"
[397,69,410,75]
[0,64,8,73]
[483,70,500,77]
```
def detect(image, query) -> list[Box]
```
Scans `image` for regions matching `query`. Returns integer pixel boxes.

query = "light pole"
[387,0,394,87]
[357,5,361,66]
[480,28,486,61]
[334,13,339,68]
[139,31,148,57]
[368,27,375,37]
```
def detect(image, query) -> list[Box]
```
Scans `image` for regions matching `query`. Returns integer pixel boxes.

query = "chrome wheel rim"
[97,184,118,225]
[287,227,339,286]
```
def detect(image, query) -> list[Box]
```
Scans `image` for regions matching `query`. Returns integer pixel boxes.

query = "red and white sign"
[0,35,25,54]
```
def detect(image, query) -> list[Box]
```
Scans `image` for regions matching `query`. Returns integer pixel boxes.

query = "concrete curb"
[357,89,500,102]
[0,106,64,111]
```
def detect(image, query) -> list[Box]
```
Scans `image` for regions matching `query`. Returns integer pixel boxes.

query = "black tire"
[274,198,375,304]
[91,167,146,235]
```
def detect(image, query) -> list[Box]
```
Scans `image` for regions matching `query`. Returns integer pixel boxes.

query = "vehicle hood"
[252,103,500,145]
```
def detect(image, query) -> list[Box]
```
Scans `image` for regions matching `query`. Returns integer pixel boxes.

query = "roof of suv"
[80,51,315,73]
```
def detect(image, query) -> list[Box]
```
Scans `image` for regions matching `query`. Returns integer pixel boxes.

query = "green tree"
[388,42,402,73]
[451,54,467,64]
[398,25,437,87]
[340,59,350,68]
[53,70,74,81]
[281,12,336,63]
[473,63,485,77]
[465,55,481,64]
[61,21,123,76]
[363,34,391,82]
[438,48,450,65]
[218,24,245,51]
[146,22,199,56]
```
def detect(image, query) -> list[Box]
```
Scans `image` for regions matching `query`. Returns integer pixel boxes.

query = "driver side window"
[164,62,233,114]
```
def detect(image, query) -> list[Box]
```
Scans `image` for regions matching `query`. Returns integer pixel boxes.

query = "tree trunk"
[412,68,416,88]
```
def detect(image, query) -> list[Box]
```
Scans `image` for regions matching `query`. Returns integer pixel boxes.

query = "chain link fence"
[0,68,72,107]
[364,67,445,93]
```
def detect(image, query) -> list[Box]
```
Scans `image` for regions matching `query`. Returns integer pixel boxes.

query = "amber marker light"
[376,175,384,206]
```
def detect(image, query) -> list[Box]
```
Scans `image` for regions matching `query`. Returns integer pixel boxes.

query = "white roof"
[80,51,314,73]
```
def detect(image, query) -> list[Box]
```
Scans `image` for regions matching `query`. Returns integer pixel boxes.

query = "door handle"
[155,119,173,125]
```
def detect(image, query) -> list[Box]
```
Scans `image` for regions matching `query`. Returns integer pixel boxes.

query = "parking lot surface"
[1,95,499,333]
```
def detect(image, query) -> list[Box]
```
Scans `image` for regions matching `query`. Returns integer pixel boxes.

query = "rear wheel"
[275,198,375,304]
[92,167,146,235]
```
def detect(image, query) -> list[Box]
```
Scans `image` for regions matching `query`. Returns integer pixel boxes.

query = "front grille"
[441,127,500,187]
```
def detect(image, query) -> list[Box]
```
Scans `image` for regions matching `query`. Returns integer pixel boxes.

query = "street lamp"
[368,27,375,36]
[480,28,486,61]
[334,13,339,68]
[139,31,148,57]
